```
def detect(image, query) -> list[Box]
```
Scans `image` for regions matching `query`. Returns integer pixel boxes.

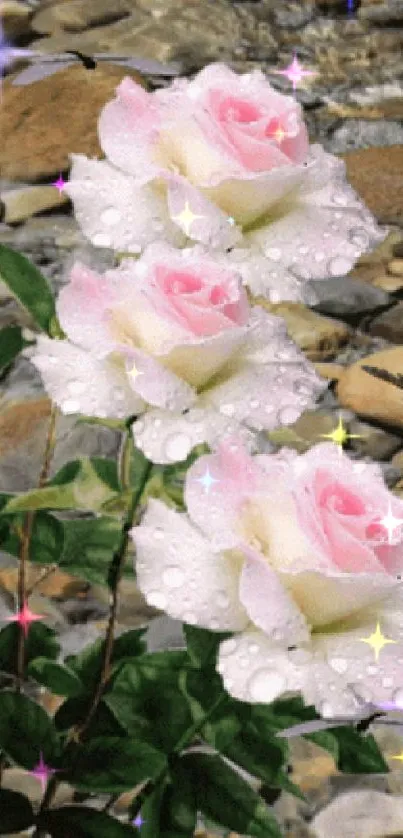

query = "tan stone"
[372,273,403,293]
[261,300,351,362]
[0,184,69,224]
[2,767,73,808]
[337,145,403,226]
[0,0,33,40]
[336,347,403,430]
[0,62,147,182]
[31,0,140,35]
[312,363,346,382]
[367,302,403,343]
[388,259,403,277]
[266,410,353,454]
[0,565,87,599]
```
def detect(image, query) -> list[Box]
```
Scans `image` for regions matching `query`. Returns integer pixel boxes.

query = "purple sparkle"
[133,813,145,828]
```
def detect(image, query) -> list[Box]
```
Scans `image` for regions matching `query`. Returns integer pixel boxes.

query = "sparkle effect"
[194,466,221,493]
[374,499,403,546]
[127,360,143,383]
[319,414,365,454]
[172,201,204,236]
[29,752,59,793]
[392,749,403,764]
[358,621,397,663]
[133,814,145,828]
[270,54,317,93]
[7,601,43,636]
[52,174,66,194]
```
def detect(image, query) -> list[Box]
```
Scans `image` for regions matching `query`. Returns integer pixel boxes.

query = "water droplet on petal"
[61,399,80,413]
[366,664,377,675]
[393,688,403,708]
[328,657,348,674]
[331,190,349,206]
[93,232,111,247]
[265,247,282,261]
[147,590,167,609]
[162,565,185,589]
[349,227,369,248]
[220,638,238,656]
[219,404,235,417]
[298,245,309,255]
[248,669,286,703]
[249,643,260,654]
[278,406,301,425]
[314,252,325,263]
[250,399,260,409]
[320,701,334,718]
[101,207,122,226]
[164,433,192,462]
[383,676,393,688]
[327,255,352,276]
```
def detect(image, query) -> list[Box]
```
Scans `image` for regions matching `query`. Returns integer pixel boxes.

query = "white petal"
[217,630,301,704]
[239,543,310,645]
[132,406,258,465]
[64,154,186,254]
[123,348,196,412]
[166,175,243,250]
[30,336,144,419]
[131,497,249,630]
[244,144,387,286]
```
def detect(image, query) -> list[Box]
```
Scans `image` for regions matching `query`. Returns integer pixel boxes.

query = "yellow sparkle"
[358,621,397,663]
[172,201,204,236]
[319,414,366,453]
[392,750,403,764]
[127,361,143,382]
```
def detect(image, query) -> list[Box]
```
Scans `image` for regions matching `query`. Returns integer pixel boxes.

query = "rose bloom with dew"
[131,438,403,717]
[28,241,326,464]
[63,62,387,302]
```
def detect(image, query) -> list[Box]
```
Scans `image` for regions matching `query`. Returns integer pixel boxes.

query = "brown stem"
[15,404,58,691]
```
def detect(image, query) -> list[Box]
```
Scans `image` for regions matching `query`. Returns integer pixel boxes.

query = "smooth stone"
[337,145,403,226]
[2,767,74,808]
[345,416,403,461]
[367,302,403,343]
[0,0,34,40]
[371,272,403,293]
[0,184,69,224]
[388,259,403,277]
[0,62,147,182]
[309,275,391,318]
[336,346,403,430]
[31,0,141,34]
[264,301,352,362]
[311,790,403,838]
[266,407,356,454]
[0,398,120,492]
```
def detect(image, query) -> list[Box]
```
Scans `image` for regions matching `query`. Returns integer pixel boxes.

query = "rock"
[329,119,403,155]
[359,0,403,23]
[266,407,356,453]
[0,0,34,40]
[336,346,403,430]
[311,790,403,838]
[0,184,70,224]
[371,272,403,293]
[2,767,74,808]
[308,275,391,318]
[31,0,139,35]
[0,397,120,492]
[336,145,403,226]
[344,416,403,461]
[263,301,352,362]
[388,259,403,277]
[0,62,147,182]
[367,302,403,343]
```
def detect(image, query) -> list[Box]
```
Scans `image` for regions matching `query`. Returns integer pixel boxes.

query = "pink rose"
[64,62,386,302]
[29,242,326,463]
[132,438,403,715]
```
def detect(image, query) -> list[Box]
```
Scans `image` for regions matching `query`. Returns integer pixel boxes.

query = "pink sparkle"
[52,174,66,194]
[7,601,43,637]
[271,54,317,93]
[30,752,59,793]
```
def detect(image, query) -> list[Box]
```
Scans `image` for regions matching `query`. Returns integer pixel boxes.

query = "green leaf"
[184,625,233,668]
[64,736,167,793]
[179,668,239,751]
[0,789,34,833]
[27,657,83,697]
[139,760,197,838]
[182,752,282,838]
[2,458,121,515]
[55,695,124,737]
[104,653,194,752]
[37,806,135,837]
[0,692,61,768]
[309,727,389,774]
[57,515,127,587]
[0,244,58,335]
[64,628,147,690]
[0,621,60,677]
[0,325,29,377]
[0,510,64,565]
[222,725,286,789]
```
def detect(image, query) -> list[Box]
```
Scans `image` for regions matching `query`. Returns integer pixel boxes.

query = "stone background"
[1,0,403,835]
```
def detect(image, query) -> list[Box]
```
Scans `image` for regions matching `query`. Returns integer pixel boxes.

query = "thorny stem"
[15,403,58,691]
[33,418,152,834]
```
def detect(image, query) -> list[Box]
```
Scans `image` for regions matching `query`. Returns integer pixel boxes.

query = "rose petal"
[166,174,243,250]
[56,262,119,354]
[239,542,310,645]
[131,497,249,630]
[64,154,186,254]
[122,347,196,411]
[217,630,301,704]
[132,406,257,464]
[30,336,143,419]
[244,144,387,284]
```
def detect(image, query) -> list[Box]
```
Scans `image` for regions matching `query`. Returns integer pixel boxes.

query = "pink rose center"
[218,96,262,124]
[319,482,366,516]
